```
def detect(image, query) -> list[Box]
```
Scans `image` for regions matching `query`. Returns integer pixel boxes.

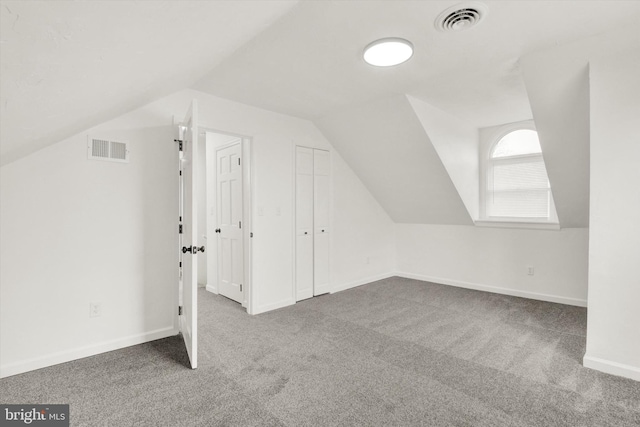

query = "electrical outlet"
[527,266,534,276]
[90,302,102,318]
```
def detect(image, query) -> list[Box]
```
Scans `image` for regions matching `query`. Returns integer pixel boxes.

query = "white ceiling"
[195,0,640,127]
[2,1,639,226]
[0,0,297,165]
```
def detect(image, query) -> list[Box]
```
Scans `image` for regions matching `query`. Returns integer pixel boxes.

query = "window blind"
[487,156,550,218]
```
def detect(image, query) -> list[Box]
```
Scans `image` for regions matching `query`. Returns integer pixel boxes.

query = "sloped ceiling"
[0,0,297,165]
[3,1,640,227]
[407,96,479,220]
[521,25,640,228]
[192,0,640,226]
[316,95,472,225]
[195,1,640,126]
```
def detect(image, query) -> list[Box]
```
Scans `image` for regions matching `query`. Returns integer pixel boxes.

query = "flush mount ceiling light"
[363,38,413,67]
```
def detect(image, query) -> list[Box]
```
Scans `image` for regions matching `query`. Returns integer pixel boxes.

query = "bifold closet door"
[295,147,314,301]
[313,149,330,296]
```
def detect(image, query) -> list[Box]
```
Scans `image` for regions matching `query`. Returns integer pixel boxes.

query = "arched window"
[485,128,555,221]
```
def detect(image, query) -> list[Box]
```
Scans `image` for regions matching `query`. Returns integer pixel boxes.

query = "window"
[482,125,557,224]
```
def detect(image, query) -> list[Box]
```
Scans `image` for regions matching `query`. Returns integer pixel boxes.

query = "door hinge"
[240,284,243,292]
[179,224,183,234]
[174,139,183,152]
[250,232,253,238]
[179,261,182,268]
[239,221,242,229]
[178,306,183,316]
[179,170,182,176]
[238,158,241,166]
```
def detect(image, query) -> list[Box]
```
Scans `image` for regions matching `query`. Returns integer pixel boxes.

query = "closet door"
[313,149,330,296]
[295,147,314,301]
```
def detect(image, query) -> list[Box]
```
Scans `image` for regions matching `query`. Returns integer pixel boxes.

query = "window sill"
[474,220,560,230]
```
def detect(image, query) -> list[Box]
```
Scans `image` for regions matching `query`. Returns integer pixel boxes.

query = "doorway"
[200,129,253,312]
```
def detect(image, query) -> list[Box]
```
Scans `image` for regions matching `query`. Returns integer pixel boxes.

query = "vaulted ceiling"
[194,0,639,126]
[0,0,297,165]
[2,1,640,227]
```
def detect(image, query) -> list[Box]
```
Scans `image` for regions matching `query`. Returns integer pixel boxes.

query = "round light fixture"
[363,38,413,67]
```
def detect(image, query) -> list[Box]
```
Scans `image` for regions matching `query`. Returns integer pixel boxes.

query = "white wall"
[330,151,396,292]
[584,50,640,381]
[520,25,639,229]
[520,46,590,228]
[0,88,395,376]
[0,125,178,378]
[396,224,589,306]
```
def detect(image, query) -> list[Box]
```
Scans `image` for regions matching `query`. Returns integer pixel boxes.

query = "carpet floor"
[1,277,639,426]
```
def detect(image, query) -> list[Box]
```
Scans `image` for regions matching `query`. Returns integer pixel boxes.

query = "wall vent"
[88,137,129,163]
[435,2,488,32]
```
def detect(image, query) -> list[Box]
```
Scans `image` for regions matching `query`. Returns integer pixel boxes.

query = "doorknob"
[215,228,221,233]
[182,245,205,254]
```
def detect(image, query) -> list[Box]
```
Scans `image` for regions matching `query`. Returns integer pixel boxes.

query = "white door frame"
[201,127,254,314]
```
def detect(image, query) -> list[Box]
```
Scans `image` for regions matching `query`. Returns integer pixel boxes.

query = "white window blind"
[487,155,550,218]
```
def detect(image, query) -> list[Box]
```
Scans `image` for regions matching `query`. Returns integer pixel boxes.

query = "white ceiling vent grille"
[88,137,129,163]
[435,2,488,32]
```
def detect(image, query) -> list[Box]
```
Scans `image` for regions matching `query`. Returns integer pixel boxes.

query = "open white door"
[216,142,244,304]
[178,100,199,369]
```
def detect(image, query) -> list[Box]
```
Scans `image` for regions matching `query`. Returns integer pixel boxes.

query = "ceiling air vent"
[435,2,488,32]
[88,137,129,163]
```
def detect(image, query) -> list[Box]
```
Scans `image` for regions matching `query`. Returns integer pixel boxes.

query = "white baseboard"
[252,298,295,315]
[205,284,218,294]
[0,326,177,379]
[331,272,396,294]
[395,272,588,307]
[583,354,640,381]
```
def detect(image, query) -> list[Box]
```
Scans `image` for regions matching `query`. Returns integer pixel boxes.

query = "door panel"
[313,231,329,295]
[314,175,330,229]
[217,142,244,304]
[179,99,198,369]
[296,234,313,301]
[295,147,314,301]
[313,149,330,296]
